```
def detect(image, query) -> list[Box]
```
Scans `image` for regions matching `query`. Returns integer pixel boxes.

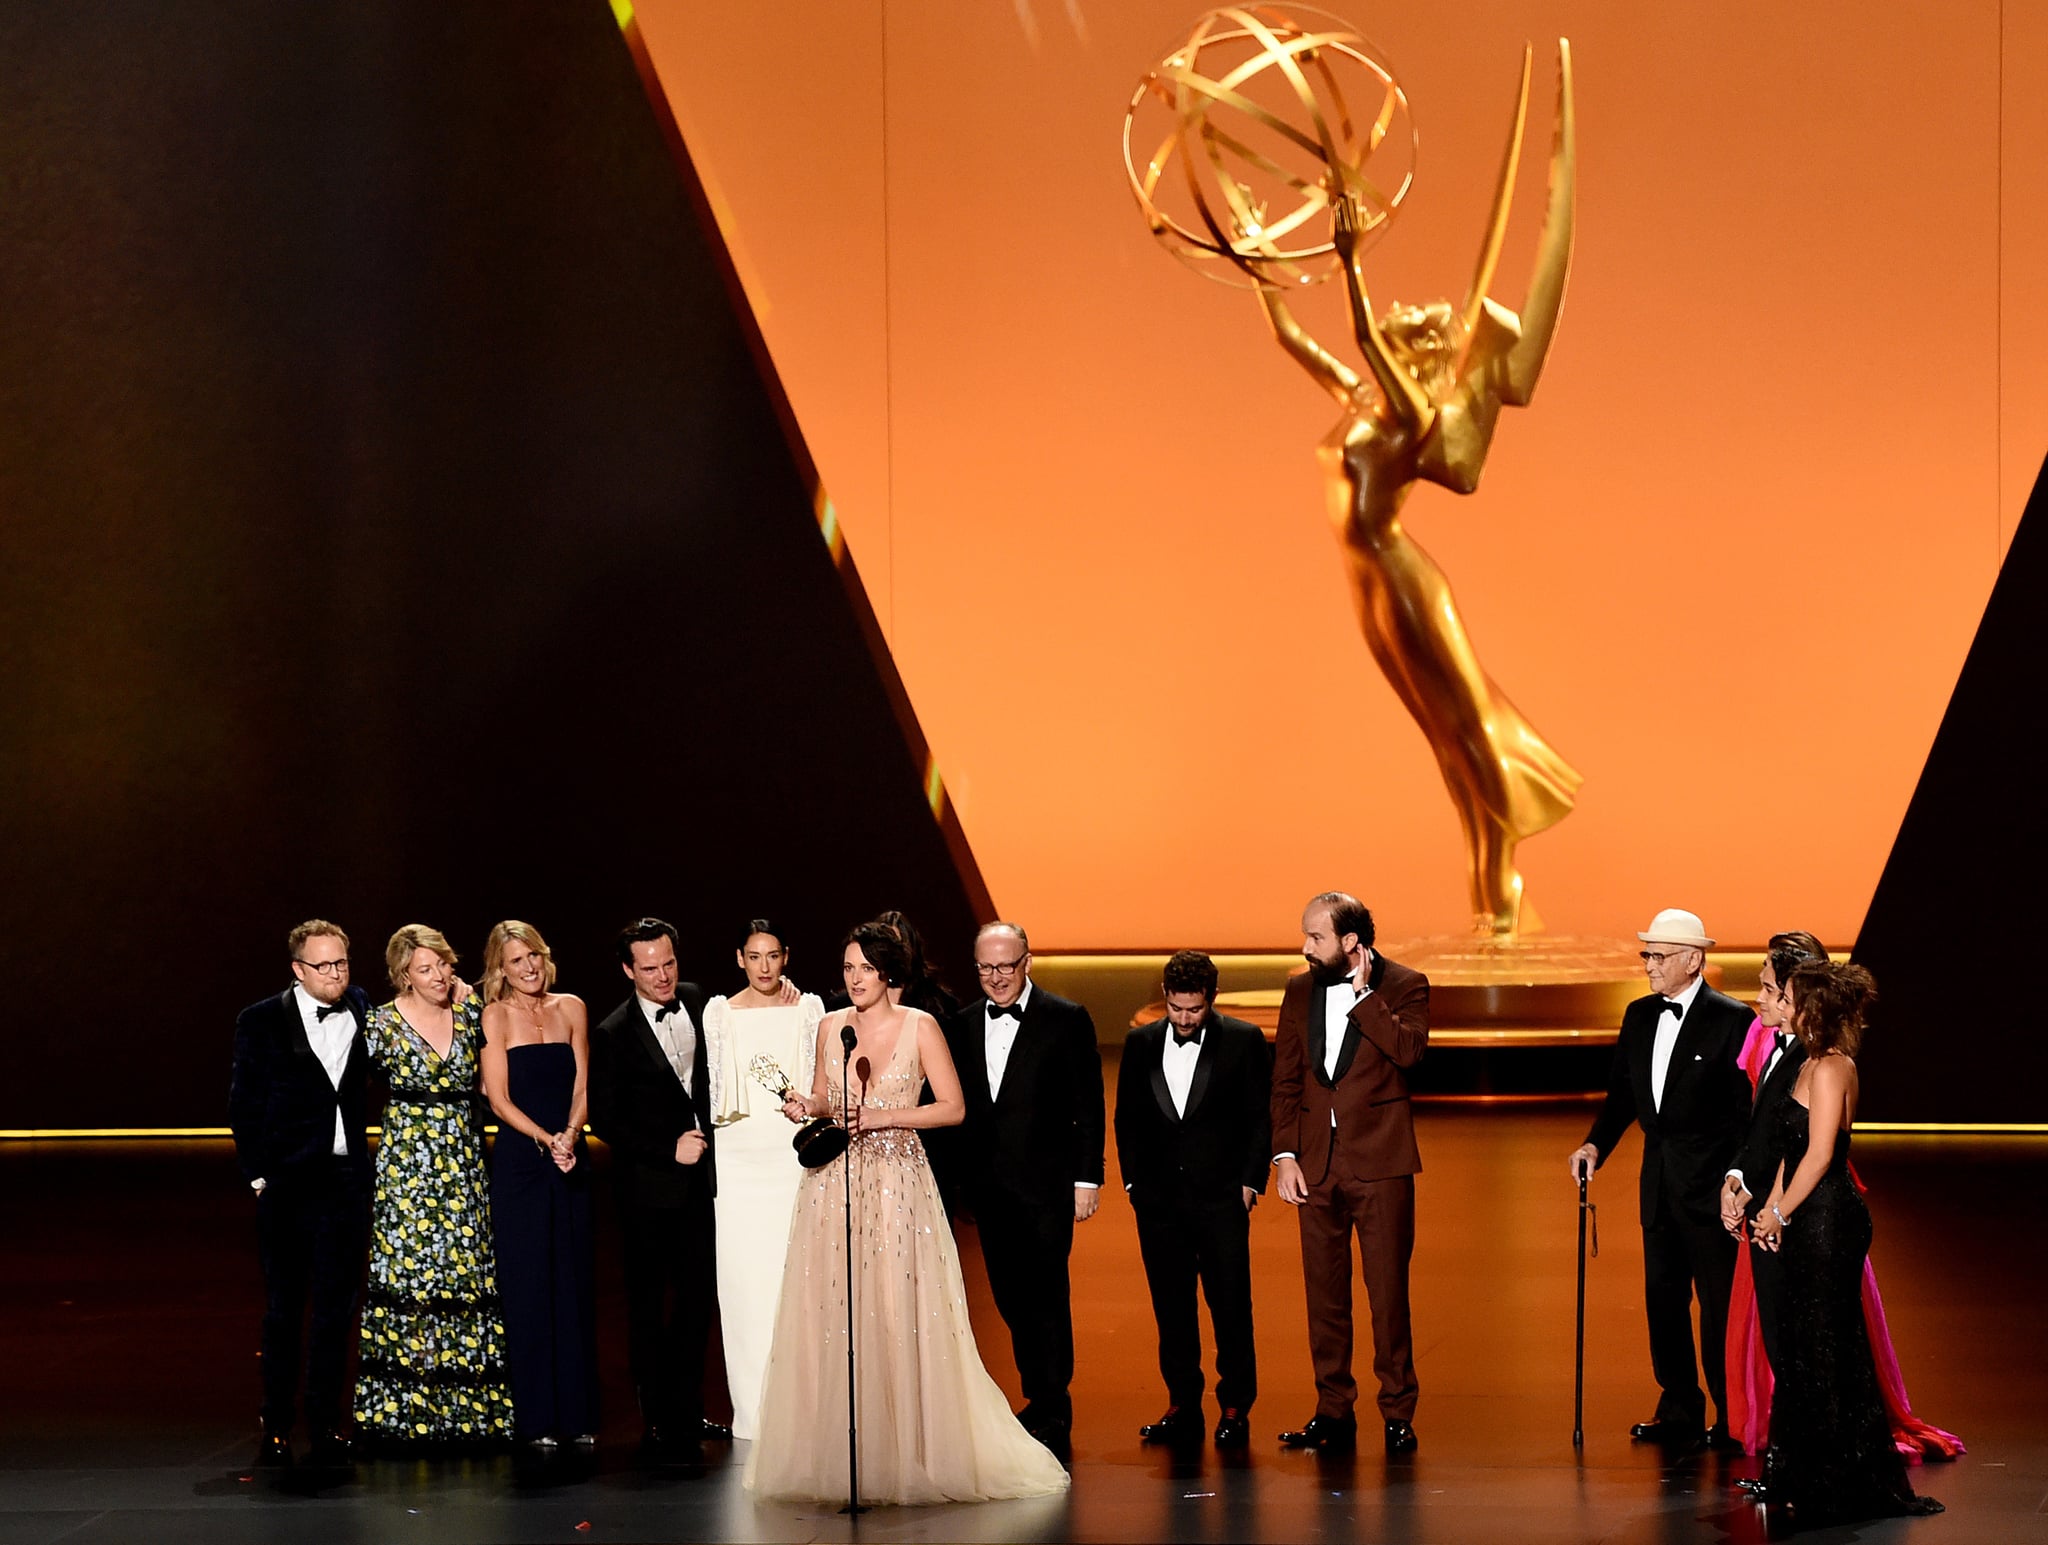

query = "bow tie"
[1772,1030,1793,1055]
[315,1002,351,1022]
[988,1002,1023,1023]
[1170,1026,1204,1048]
[1657,999,1685,1020]
[654,1001,680,1021]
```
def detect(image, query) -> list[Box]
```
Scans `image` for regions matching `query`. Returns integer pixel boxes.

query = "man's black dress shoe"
[640,1425,702,1462]
[254,1431,293,1468]
[1629,1417,1705,1446]
[1214,1409,1250,1448]
[1028,1413,1072,1448]
[1384,1419,1418,1455]
[1278,1414,1357,1450]
[1139,1407,1205,1445]
[306,1430,353,1466]
[1703,1423,1744,1454]
[698,1418,734,1442]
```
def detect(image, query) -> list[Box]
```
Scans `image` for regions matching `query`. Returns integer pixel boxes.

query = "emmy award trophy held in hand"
[1126,7,1649,1047]
[751,1053,849,1170]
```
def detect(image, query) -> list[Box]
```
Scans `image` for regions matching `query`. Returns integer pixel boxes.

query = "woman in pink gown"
[1723,933,1962,1464]
[743,923,1069,1506]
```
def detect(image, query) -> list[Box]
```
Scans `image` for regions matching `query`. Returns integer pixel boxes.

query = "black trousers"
[617,1192,714,1430]
[976,1189,1076,1420]
[1642,1198,1737,1427]
[256,1159,371,1434]
[1132,1186,1256,1413]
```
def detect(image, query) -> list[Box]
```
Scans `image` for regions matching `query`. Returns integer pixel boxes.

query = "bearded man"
[1269,892,1430,1455]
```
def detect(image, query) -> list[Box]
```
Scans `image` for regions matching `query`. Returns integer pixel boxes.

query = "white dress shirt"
[294,984,355,1157]
[641,992,699,1095]
[1650,974,1705,1112]
[1161,1022,1204,1117]
[984,980,1033,1099]
[1275,961,1372,1161]
[1322,962,1370,1083]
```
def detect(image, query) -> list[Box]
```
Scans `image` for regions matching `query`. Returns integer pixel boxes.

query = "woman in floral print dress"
[354,924,515,1448]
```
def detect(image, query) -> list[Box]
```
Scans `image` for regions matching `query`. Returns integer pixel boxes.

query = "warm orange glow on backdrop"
[634,0,2046,948]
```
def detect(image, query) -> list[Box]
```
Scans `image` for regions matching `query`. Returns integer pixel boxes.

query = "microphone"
[840,1023,858,1059]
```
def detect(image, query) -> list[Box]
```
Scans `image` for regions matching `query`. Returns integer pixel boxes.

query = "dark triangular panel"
[0,2,985,1127]
[1854,458,2048,1122]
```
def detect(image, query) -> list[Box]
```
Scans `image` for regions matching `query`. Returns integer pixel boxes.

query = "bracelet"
[1770,1204,1790,1226]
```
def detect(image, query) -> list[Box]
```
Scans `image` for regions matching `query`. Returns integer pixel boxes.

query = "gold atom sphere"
[1124,5,1417,288]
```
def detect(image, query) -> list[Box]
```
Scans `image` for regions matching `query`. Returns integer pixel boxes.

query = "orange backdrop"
[633,0,2047,949]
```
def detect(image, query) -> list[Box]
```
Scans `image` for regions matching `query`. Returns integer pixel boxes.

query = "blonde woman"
[354,924,514,1448]
[479,920,598,1449]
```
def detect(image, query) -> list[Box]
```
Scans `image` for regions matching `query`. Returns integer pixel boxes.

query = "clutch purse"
[749,1053,849,1171]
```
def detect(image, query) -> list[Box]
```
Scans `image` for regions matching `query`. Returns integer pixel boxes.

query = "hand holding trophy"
[750,1052,849,1170]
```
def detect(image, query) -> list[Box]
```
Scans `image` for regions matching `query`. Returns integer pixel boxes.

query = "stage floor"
[2,1059,2039,1544]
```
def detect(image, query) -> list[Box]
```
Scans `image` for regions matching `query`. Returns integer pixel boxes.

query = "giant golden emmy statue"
[1126,8,1579,943]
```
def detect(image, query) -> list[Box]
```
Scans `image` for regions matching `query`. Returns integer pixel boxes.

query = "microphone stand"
[838,1021,866,1516]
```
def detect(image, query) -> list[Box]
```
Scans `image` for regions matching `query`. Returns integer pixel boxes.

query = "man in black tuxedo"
[1115,950,1270,1448]
[228,919,374,1468]
[1720,932,1825,1372]
[946,920,1105,1448]
[1570,907,1752,1451]
[588,917,730,1456]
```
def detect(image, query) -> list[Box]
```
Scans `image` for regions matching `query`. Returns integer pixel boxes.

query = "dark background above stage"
[0,3,981,1128]
[1854,457,2048,1123]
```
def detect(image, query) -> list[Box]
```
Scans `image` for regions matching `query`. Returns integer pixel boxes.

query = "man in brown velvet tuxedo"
[1271,892,1429,1455]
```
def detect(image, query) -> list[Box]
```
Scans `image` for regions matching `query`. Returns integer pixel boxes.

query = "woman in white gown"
[745,923,1069,1505]
[701,919,823,1441]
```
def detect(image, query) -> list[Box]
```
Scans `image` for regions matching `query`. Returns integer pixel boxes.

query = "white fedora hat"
[1637,908,1715,949]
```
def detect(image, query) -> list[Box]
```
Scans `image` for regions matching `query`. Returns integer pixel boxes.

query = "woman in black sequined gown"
[1750,962,1942,1529]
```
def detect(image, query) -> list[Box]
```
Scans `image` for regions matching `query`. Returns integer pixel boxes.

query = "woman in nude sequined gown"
[744,924,1069,1505]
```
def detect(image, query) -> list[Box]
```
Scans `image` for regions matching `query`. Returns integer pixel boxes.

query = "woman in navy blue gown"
[480,920,599,1449]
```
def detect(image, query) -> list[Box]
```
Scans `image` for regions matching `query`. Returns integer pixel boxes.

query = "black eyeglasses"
[975,959,1025,978]
[1637,950,1692,965]
[294,957,351,977]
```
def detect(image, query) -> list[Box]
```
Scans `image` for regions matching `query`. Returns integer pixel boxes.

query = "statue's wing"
[1498,39,1576,405]
[1418,41,1575,493]
[1458,45,1533,344]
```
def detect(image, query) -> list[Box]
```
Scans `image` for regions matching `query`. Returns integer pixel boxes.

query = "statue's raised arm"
[1255,285,1362,409]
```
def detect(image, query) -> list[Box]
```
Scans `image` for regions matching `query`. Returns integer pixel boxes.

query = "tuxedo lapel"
[992,995,1043,1108]
[1182,1022,1218,1120]
[958,1005,994,1111]
[1663,992,1723,1104]
[1308,982,1332,1089]
[628,1000,670,1079]
[1330,1006,1365,1084]
[1756,1038,1805,1110]
[280,987,321,1071]
[1145,1024,1177,1124]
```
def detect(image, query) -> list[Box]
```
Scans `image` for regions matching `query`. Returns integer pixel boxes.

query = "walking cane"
[1573,1171,1597,1449]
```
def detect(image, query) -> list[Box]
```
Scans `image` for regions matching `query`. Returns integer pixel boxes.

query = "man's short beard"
[1304,948,1351,986]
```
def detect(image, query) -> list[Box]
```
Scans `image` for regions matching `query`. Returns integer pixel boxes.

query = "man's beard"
[1304,948,1351,987]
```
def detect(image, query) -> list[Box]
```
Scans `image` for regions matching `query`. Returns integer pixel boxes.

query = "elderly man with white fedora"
[1569,908,1752,1452]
